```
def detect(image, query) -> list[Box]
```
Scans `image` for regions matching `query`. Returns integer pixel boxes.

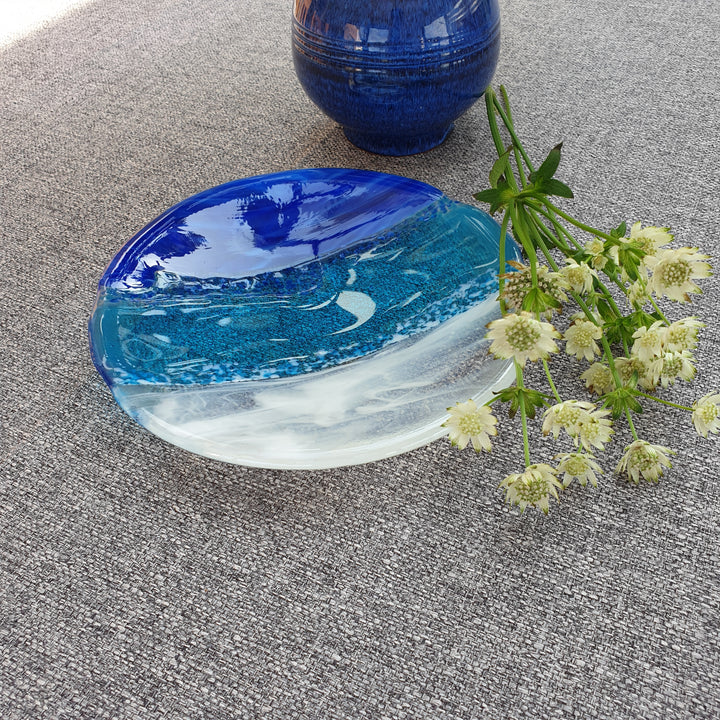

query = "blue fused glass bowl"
[292,0,500,155]
[89,169,520,469]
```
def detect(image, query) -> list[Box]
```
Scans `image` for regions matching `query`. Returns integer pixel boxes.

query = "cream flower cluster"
[500,261,567,316]
[692,394,720,438]
[624,224,710,302]
[614,318,702,391]
[446,89,720,514]
[542,400,613,451]
[616,440,674,484]
[499,464,564,514]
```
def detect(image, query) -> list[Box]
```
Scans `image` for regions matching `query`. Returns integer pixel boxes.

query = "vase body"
[292,0,500,156]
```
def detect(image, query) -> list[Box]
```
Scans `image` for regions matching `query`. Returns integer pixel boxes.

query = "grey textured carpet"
[1,0,719,718]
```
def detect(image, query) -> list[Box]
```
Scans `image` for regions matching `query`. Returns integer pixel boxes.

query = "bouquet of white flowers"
[444,86,716,514]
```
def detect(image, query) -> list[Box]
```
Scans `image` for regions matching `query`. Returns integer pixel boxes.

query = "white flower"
[627,279,651,309]
[664,317,704,352]
[645,247,711,302]
[542,400,612,450]
[631,321,666,362]
[614,355,662,391]
[658,350,695,388]
[486,312,560,366]
[499,464,563,514]
[564,319,603,362]
[555,452,603,488]
[616,440,674,484]
[542,400,596,440]
[561,259,598,296]
[577,409,614,452]
[584,237,609,270]
[443,399,498,452]
[692,393,720,438]
[629,222,674,256]
[580,363,615,396]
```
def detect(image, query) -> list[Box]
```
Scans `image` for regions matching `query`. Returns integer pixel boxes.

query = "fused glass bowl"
[292,0,501,155]
[89,169,520,469]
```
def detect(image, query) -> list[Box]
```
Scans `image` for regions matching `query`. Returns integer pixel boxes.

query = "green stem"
[529,215,628,393]
[633,390,693,412]
[649,296,670,324]
[528,210,572,254]
[485,90,520,194]
[625,407,640,441]
[599,335,624,390]
[497,207,512,314]
[543,359,562,403]
[515,361,532,467]
[510,205,538,284]
[598,283,624,317]
[497,86,529,188]
[542,200,615,242]
[528,202,585,252]
[531,227,632,363]
[601,267,631,298]
[492,91,535,174]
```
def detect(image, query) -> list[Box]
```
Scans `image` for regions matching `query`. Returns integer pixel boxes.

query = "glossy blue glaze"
[292,0,500,155]
[89,169,519,388]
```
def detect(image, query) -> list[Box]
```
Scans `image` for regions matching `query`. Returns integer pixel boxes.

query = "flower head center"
[662,354,682,377]
[574,325,596,346]
[563,455,588,476]
[658,259,692,287]
[557,405,584,428]
[698,402,718,424]
[515,470,551,503]
[459,415,486,435]
[630,445,660,472]
[507,316,541,351]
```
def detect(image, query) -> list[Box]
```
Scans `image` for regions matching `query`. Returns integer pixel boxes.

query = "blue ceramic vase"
[292,0,500,156]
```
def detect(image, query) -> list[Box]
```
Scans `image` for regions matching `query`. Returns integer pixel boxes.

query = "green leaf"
[521,287,562,314]
[473,183,516,214]
[596,299,616,324]
[473,188,502,203]
[601,388,644,420]
[534,142,563,182]
[493,386,551,419]
[539,178,574,199]
[489,146,513,188]
[603,314,641,348]
[610,221,627,238]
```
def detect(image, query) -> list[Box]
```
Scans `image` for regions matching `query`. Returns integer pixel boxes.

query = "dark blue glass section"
[100,168,443,292]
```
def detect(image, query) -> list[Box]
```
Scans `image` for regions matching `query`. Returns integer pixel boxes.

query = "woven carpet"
[1,0,719,717]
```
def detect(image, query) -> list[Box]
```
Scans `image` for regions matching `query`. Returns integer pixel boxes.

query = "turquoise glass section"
[90,170,518,388]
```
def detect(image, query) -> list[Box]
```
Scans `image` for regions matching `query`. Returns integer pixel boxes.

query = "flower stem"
[497,86,529,187]
[599,335,624,391]
[542,200,615,242]
[492,90,535,174]
[625,407,640,441]
[543,359,562,403]
[633,390,693,412]
[485,89,520,193]
[497,207,512,313]
[510,205,539,285]
[527,202,585,252]
[515,361,532,467]
[527,209,573,253]
[649,296,670,324]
